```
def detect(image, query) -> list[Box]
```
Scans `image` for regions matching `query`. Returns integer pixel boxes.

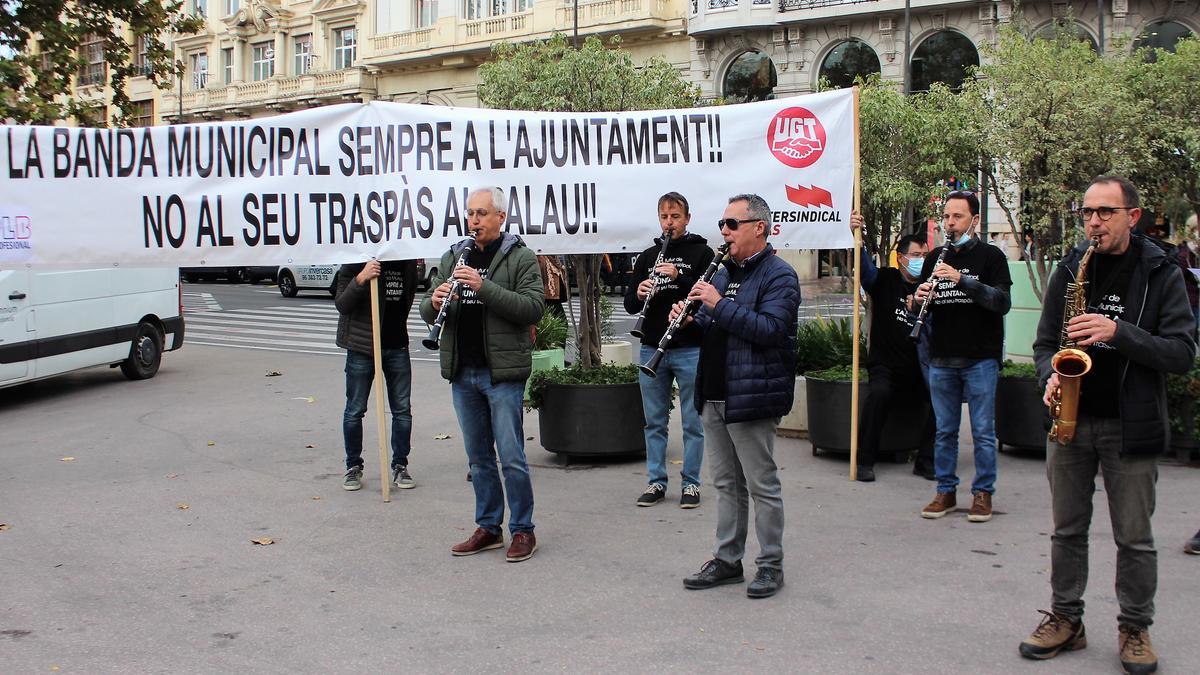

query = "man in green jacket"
[420,186,545,563]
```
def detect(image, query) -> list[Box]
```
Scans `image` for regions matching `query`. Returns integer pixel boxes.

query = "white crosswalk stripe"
[184,303,439,360]
[181,291,222,312]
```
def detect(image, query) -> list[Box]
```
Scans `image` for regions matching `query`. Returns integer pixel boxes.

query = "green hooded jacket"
[419,232,545,382]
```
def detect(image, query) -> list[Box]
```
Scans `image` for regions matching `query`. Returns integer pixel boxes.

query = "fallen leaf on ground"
[250,537,275,546]
[165,473,179,479]
[60,457,75,462]
[433,434,452,440]
[176,503,189,510]
[206,441,215,446]
[0,523,10,531]
[311,496,321,501]
[305,444,315,449]
[669,459,683,465]
[306,396,315,403]
[265,371,282,377]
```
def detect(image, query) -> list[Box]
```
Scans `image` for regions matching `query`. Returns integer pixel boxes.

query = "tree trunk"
[570,254,604,368]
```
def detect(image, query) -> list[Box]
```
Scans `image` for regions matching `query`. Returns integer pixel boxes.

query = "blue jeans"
[929,359,999,494]
[343,348,412,470]
[452,366,534,535]
[639,345,704,488]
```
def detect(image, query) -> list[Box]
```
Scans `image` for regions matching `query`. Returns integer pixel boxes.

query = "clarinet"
[639,243,732,378]
[630,226,674,339]
[908,235,948,342]
[422,230,479,350]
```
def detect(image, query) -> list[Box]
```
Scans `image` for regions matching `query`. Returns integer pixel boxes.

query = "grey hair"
[470,186,507,214]
[729,193,772,236]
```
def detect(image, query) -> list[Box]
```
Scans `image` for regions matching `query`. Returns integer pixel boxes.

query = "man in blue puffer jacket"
[676,193,800,599]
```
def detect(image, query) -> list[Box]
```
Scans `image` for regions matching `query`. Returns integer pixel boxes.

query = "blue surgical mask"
[952,231,972,247]
[905,258,924,277]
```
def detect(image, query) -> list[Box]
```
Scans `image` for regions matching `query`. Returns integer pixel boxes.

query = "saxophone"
[1048,238,1099,444]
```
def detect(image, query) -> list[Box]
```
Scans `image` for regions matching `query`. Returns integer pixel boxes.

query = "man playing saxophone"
[1021,176,1196,674]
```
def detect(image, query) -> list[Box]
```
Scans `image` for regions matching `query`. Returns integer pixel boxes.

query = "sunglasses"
[718,218,760,231]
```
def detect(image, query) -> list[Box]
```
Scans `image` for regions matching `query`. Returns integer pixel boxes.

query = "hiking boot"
[506,532,538,562]
[1019,610,1087,660]
[921,492,956,519]
[637,483,666,507]
[342,467,363,491]
[1184,529,1200,555]
[1119,625,1157,674]
[746,568,784,599]
[683,558,744,590]
[392,465,415,489]
[855,466,876,482]
[451,528,503,556]
[680,484,701,509]
[968,492,993,522]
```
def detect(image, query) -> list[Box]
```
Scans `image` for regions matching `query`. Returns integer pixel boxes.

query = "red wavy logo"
[785,184,833,208]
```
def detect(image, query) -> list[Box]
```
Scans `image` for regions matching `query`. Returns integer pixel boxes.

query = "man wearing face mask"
[911,190,1012,522]
[850,213,936,482]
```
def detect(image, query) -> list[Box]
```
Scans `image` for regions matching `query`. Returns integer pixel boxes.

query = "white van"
[0,268,184,388]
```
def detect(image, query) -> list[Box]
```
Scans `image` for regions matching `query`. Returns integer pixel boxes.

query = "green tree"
[477,34,699,367]
[961,23,1152,301]
[1127,37,1200,229]
[0,1,203,126]
[856,75,978,260]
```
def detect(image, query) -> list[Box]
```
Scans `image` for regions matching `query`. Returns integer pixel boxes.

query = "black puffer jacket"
[335,260,418,356]
[1033,235,1196,456]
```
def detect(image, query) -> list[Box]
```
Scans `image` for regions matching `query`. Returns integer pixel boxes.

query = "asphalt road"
[0,311,1197,672]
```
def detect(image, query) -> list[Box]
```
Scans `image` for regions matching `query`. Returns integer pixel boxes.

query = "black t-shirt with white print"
[455,238,501,368]
[1077,239,1139,418]
[379,261,412,349]
[867,267,920,370]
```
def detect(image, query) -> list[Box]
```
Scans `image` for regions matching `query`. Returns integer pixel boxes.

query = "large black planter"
[806,378,930,458]
[996,376,1049,451]
[537,381,646,456]
[1169,397,1200,463]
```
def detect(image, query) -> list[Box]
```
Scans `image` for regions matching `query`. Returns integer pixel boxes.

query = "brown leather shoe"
[1019,610,1087,660]
[506,532,538,562]
[921,492,956,519]
[968,492,993,522]
[1119,624,1157,674]
[451,528,503,556]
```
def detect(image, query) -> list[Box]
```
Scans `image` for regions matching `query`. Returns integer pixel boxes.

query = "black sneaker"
[680,484,701,509]
[342,467,363,491]
[855,466,876,482]
[682,558,744,590]
[1185,529,1200,555]
[636,483,666,507]
[747,568,784,599]
[392,465,415,489]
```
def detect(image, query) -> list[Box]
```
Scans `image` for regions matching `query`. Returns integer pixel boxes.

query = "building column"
[274,30,288,77]
[231,36,245,83]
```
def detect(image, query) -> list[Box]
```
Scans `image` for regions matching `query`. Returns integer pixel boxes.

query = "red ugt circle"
[767,107,826,169]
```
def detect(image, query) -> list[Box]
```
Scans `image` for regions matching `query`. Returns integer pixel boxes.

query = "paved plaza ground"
[1,344,1197,672]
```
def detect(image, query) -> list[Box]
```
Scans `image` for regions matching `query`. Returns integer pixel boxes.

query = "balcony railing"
[163,68,375,117]
[779,0,875,10]
[372,28,435,53]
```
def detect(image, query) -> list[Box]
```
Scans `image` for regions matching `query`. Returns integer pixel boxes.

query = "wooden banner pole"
[369,275,391,503]
[849,86,863,481]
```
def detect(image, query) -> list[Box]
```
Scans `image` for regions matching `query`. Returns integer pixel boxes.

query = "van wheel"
[279,271,297,297]
[120,322,163,380]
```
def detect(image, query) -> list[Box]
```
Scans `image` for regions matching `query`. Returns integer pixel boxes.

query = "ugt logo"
[1,215,32,240]
[767,108,826,169]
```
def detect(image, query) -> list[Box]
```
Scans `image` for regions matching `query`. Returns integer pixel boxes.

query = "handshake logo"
[767,107,826,169]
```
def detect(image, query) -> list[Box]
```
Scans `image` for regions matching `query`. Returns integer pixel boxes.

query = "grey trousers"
[1046,416,1158,627]
[702,402,784,570]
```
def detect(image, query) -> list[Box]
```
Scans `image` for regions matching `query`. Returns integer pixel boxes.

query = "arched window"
[723,51,777,102]
[818,39,881,90]
[910,31,979,92]
[1133,20,1193,62]
[1033,20,1098,51]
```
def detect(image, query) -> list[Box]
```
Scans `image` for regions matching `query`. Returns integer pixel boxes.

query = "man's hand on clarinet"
[668,300,693,326]
[688,280,722,310]
[912,281,934,307]
[431,281,455,312]
[636,277,655,301]
[451,265,484,292]
[931,261,961,284]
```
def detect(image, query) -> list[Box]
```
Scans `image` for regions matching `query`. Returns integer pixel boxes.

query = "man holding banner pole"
[420,187,545,563]
[334,258,419,493]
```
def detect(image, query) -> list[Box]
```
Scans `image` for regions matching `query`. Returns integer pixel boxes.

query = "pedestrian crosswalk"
[181,294,636,359]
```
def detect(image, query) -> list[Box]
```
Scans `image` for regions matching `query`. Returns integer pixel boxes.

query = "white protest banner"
[0,89,855,268]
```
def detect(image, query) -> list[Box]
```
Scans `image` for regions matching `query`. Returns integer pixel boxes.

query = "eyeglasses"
[465,208,492,218]
[718,218,760,231]
[1075,206,1135,222]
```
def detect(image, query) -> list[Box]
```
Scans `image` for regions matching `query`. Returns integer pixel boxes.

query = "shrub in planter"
[795,317,866,376]
[526,363,645,456]
[533,311,568,351]
[996,360,1049,452]
[1166,357,1200,461]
